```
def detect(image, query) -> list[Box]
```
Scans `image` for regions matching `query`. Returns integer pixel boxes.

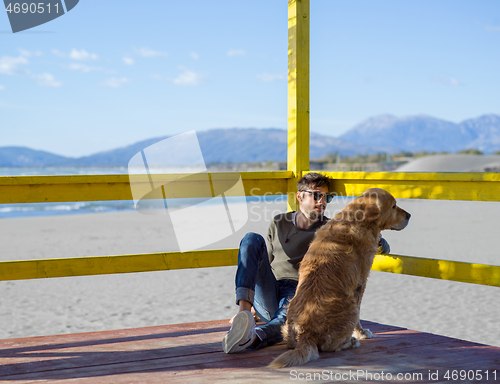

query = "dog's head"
[347,188,410,231]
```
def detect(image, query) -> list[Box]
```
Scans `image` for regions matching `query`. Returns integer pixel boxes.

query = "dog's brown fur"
[269,188,410,368]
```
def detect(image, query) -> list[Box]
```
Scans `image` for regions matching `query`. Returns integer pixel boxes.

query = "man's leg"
[250,279,297,349]
[233,233,299,349]
[234,232,279,313]
[223,232,280,353]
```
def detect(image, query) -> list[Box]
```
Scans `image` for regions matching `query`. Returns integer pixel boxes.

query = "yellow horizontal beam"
[2,171,499,204]
[316,171,500,202]
[0,249,239,281]
[373,254,500,287]
[0,171,293,204]
[1,250,498,287]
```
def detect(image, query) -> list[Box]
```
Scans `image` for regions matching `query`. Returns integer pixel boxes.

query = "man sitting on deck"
[222,172,391,353]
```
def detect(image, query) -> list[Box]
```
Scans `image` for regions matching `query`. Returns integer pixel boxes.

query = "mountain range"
[340,114,500,154]
[1,114,499,167]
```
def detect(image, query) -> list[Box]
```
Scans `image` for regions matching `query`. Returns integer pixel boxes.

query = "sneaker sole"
[222,311,254,353]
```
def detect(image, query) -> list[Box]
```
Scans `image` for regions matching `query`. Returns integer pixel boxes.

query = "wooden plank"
[2,249,499,287]
[287,0,310,212]
[318,171,500,202]
[373,254,500,287]
[3,170,498,204]
[0,320,231,379]
[0,171,292,204]
[0,249,239,281]
[0,174,132,204]
[2,171,498,204]
[0,320,229,374]
[0,319,498,383]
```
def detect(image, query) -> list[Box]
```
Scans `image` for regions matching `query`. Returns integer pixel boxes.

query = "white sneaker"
[222,310,256,353]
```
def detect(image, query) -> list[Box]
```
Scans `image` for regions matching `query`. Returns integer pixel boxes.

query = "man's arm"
[266,219,276,264]
[378,237,390,254]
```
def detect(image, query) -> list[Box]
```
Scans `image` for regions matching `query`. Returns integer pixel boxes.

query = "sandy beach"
[0,198,499,348]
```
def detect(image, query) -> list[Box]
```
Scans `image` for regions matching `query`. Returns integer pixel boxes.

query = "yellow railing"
[0,171,292,204]
[324,171,500,202]
[1,170,499,287]
[1,0,498,288]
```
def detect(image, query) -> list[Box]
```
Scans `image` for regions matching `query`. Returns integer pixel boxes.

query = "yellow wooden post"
[287,0,310,212]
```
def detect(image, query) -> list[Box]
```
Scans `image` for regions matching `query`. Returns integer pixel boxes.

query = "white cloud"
[135,47,168,58]
[151,67,206,86]
[100,77,130,88]
[227,49,247,57]
[0,55,63,87]
[173,68,205,86]
[190,52,200,60]
[36,73,62,87]
[0,55,29,76]
[52,49,99,61]
[69,49,99,61]
[66,63,101,73]
[123,57,135,65]
[256,73,285,82]
[432,76,462,86]
[0,85,5,90]
[18,49,42,57]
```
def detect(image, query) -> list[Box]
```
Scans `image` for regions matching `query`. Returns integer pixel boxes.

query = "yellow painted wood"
[373,254,500,287]
[0,174,131,204]
[0,171,293,204]
[4,170,499,204]
[287,0,310,212]
[1,250,498,287]
[0,249,239,281]
[319,171,500,202]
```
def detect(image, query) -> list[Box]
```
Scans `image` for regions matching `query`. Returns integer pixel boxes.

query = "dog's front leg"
[353,321,373,339]
[352,283,372,339]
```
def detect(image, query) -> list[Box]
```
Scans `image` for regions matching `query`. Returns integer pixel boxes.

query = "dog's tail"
[268,339,319,369]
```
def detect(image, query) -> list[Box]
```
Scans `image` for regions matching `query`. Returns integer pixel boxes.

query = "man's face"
[296,185,329,220]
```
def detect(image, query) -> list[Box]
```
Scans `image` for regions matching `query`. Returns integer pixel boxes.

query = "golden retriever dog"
[269,188,410,368]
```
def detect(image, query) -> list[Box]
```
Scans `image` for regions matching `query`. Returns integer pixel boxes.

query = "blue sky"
[1,0,499,157]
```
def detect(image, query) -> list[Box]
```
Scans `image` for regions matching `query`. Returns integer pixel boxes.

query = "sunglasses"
[302,190,334,203]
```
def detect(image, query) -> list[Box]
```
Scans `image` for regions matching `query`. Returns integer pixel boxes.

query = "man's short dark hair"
[297,172,330,192]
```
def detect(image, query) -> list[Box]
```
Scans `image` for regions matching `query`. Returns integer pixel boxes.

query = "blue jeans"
[235,232,298,348]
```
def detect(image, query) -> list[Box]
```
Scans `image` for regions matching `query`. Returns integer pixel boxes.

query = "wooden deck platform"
[0,320,498,383]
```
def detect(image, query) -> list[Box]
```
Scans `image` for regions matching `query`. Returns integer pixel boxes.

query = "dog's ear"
[349,197,381,222]
[359,191,382,222]
[363,201,381,222]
